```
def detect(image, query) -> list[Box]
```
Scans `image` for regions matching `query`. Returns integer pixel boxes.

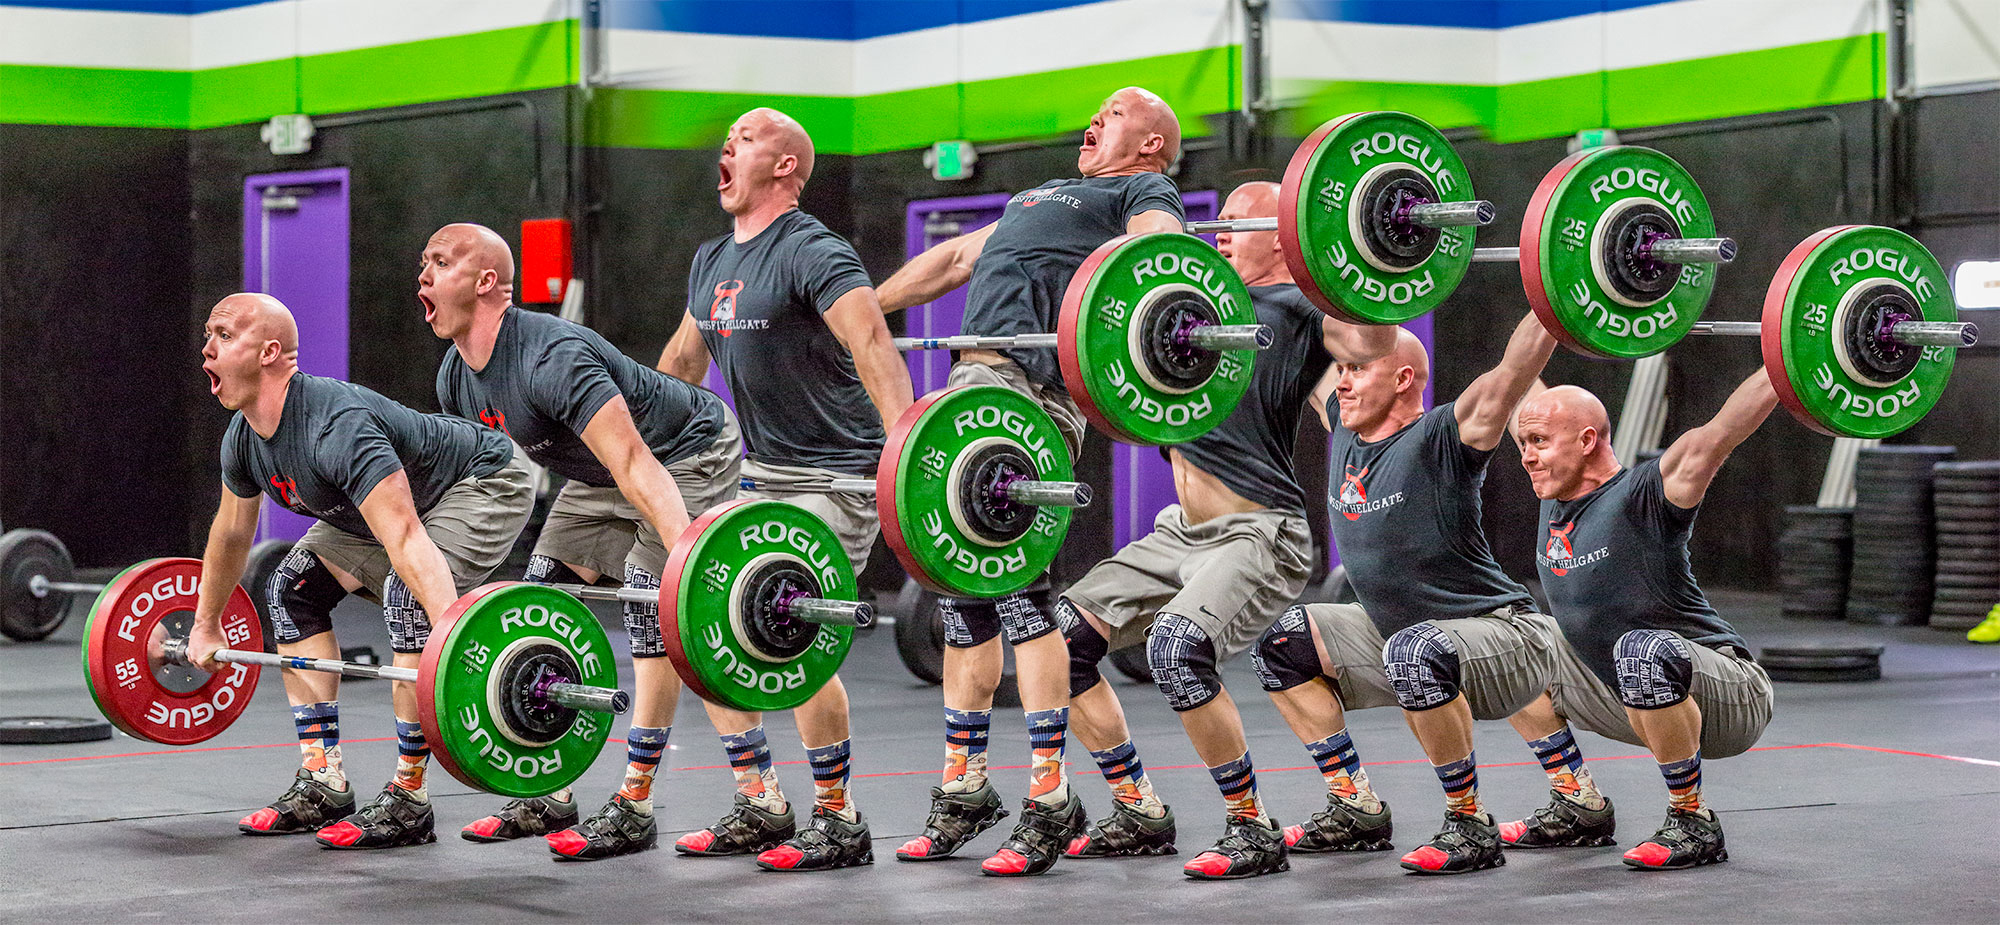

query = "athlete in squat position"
[1057,181,1393,880]
[1248,311,1560,875]
[1464,376,1773,870]
[658,108,913,871]
[424,224,745,861]
[875,87,1188,877]
[188,293,533,849]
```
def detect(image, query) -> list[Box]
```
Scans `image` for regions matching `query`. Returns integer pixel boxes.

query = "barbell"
[1,529,290,643]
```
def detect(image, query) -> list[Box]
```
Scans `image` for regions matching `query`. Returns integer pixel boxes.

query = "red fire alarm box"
[520,218,572,303]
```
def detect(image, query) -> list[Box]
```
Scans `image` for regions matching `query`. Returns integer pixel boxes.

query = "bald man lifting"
[1248,311,1559,876]
[1056,181,1394,879]
[876,87,1189,877]
[1420,375,1775,871]
[187,293,533,848]
[424,223,745,861]
[658,108,913,871]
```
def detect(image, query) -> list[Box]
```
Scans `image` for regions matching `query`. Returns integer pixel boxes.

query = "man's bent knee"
[1057,598,1108,698]
[268,547,345,646]
[1614,629,1694,709]
[1252,605,1322,693]
[1383,622,1461,711]
[1147,613,1222,712]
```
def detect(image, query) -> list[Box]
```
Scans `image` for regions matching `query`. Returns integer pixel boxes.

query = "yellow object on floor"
[1967,606,2000,644]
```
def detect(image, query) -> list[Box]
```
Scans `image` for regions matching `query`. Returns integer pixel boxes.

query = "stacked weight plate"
[1847,445,1955,626]
[1929,461,2000,630]
[1778,505,1853,620]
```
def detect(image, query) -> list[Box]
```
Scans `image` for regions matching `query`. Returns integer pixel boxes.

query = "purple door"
[242,168,350,543]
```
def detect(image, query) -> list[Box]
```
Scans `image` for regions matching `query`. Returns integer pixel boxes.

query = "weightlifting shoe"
[980,791,1086,877]
[546,795,657,862]
[896,783,1010,861]
[1500,790,1615,849]
[675,794,795,856]
[1284,794,1393,853]
[1183,815,1290,880]
[315,784,436,850]
[1399,810,1504,875]
[756,807,874,871]
[461,794,580,843]
[240,769,354,836]
[1066,801,1178,857]
[1622,807,1727,870]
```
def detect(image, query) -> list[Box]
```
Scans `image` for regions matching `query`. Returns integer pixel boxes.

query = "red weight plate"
[1518,149,1596,355]
[1761,225,1862,436]
[877,386,963,593]
[417,580,512,788]
[1279,112,1372,321]
[1057,233,1140,443]
[657,498,752,705]
[82,558,261,745]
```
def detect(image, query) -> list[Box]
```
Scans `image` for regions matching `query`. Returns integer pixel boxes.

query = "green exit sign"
[926,140,977,181]
[1573,128,1621,151]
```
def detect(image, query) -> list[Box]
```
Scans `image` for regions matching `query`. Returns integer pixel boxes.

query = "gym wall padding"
[0,123,194,567]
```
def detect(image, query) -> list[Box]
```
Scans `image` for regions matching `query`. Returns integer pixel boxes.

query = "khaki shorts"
[1299,602,1561,720]
[533,406,743,578]
[1064,505,1311,660]
[1548,632,1773,759]
[740,457,879,578]
[947,359,1086,460]
[299,455,535,600]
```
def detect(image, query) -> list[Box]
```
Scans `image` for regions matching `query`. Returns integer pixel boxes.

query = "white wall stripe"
[1913,0,2000,88]
[0,6,188,70]
[1270,19,1493,89]
[603,30,854,96]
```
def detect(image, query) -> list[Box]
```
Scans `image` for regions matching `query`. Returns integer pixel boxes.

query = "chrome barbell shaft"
[1689,320,1979,347]
[27,575,105,598]
[1184,200,1497,236]
[171,643,634,715]
[544,582,875,628]
[892,323,1273,354]
[1644,237,1738,265]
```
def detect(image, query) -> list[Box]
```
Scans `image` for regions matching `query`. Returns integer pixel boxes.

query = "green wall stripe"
[3,31,1883,153]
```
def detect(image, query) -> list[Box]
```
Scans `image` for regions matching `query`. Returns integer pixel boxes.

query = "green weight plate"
[879,385,1076,598]
[1523,146,1719,358]
[418,582,617,798]
[659,499,858,712]
[1762,225,1957,438]
[80,558,262,745]
[1278,111,1477,324]
[1057,232,1257,445]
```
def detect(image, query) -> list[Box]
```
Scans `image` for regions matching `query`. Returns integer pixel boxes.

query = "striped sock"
[942,707,992,793]
[1088,740,1163,815]
[721,725,785,811]
[807,739,856,821]
[291,701,345,789]
[1025,708,1070,805]
[1659,753,1703,813]
[1303,729,1377,811]
[1526,725,1605,808]
[392,720,428,799]
[618,725,669,811]
[1207,753,1267,823]
[1432,753,1480,816]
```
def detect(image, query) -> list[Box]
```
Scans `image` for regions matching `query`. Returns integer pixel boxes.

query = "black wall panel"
[0,125,191,566]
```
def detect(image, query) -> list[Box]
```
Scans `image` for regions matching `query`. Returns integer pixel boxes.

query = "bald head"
[1112,86,1180,165]
[211,292,298,358]
[1388,328,1431,394]
[1218,181,1286,283]
[1081,87,1181,176]
[740,107,815,186]
[433,223,515,290]
[1519,384,1609,440]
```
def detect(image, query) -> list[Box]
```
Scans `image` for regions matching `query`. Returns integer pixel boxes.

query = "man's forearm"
[877,246,968,313]
[855,331,915,429]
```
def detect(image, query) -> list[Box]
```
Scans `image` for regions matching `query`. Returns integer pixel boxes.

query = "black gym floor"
[5,587,1997,923]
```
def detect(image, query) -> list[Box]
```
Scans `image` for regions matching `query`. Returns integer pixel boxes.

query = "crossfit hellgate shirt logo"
[1539,520,1608,576]
[1016,187,1084,210]
[478,407,509,437]
[270,474,304,512]
[1329,464,1403,521]
[699,279,769,336]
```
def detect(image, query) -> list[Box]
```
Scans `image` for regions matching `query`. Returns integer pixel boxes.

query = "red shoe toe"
[546,830,589,857]
[896,836,933,858]
[1183,851,1233,877]
[758,845,805,869]
[240,808,280,832]
[1401,845,1449,871]
[316,821,363,847]
[981,848,1029,874]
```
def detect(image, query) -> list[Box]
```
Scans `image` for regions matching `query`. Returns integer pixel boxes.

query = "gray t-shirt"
[1174,284,1332,514]
[221,372,513,539]
[962,173,1185,390]
[436,306,726,488]
[688,210,881,475]
[1326,403,1535,635]
[1536,458,1750,687]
